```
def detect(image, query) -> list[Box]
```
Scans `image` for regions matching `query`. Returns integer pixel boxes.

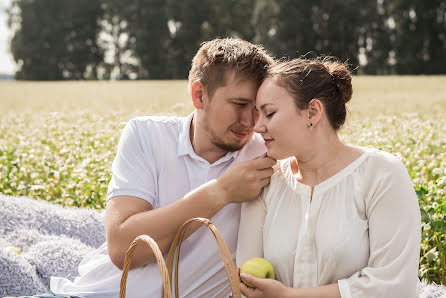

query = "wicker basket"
[119,234,172,298]
[165,217,241,298]
[119,217,241,298]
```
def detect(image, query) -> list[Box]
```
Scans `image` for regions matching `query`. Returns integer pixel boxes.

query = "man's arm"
[106,156,276,270]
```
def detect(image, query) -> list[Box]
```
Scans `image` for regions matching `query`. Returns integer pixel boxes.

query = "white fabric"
[237,147,421,298]
[51,113,266,298]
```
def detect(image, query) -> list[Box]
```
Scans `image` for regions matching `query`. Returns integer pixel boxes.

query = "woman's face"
[254,78,308,160]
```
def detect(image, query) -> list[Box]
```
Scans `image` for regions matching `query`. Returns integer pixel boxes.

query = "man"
[50,38,275,297]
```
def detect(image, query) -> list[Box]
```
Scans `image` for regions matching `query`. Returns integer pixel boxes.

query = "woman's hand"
[239,271,291,298]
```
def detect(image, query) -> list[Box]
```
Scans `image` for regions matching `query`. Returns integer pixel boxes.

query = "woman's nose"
[254,116,266,133]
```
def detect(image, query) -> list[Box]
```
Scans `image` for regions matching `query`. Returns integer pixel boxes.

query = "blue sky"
[0,0,15,74]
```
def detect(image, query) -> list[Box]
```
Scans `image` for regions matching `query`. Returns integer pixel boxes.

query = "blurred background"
[0,0,445,80]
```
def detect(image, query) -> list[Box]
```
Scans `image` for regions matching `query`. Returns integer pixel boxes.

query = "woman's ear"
[308,98,323,125]
[191,81,205,110]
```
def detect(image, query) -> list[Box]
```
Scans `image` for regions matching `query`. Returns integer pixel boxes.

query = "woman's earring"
[309,122,313,132]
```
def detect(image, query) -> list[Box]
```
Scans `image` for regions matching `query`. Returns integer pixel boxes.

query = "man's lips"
[231,130,251,139]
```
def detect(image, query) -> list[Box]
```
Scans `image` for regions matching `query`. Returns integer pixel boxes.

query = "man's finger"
[256,167,274,180]
[253,152,268,159]
[259,177,271,188]
[253,157,277,170]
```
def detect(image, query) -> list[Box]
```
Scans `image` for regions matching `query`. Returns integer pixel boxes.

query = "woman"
[236,57,421,297]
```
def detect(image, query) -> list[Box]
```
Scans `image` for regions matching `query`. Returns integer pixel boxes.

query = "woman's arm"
[236,194,267,267]
[337,155,421,298]
[239,273,340,298]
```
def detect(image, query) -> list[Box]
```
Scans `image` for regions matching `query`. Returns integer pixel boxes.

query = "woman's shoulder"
[355,146,413,190]
[361,146,408,173]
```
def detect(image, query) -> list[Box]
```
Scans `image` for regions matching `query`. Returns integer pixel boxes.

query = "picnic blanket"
[0,194,105,297]
[1,194,445,297]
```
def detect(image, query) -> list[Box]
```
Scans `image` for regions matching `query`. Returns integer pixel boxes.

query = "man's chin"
[213,139,249,152]
[214,142,244,152]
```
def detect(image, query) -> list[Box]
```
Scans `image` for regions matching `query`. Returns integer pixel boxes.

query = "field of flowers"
[1,76,445,284]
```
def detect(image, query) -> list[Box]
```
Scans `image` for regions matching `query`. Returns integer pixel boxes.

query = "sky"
[0,0,15,74]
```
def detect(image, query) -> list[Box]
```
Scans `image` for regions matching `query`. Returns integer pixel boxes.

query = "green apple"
[240,257,275,288]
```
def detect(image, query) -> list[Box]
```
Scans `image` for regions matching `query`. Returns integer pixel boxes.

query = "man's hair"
[188,38,274,99]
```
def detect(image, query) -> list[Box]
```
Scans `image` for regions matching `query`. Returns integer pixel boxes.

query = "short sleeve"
[338,155,421,298]
[106,119,158,206]
[236,190,267,268]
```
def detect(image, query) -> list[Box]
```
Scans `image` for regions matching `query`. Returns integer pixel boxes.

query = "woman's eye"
[266,112,275,118]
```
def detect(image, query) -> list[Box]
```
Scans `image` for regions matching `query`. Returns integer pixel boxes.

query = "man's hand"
[216,155,276,204]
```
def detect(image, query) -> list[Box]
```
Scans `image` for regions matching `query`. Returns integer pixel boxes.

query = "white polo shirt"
[51,113,266,297]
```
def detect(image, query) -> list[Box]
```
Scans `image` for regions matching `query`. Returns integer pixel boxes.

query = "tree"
[125,0,171,79]
[9,0,103,80]
[99,0,139,79]
[254,0,364,70]
[166,0,256,79]
[357,0,393,74]
[387,0,446,74]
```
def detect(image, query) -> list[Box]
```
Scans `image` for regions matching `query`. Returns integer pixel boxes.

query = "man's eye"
[234,102,247,107]
[266,112,275,118]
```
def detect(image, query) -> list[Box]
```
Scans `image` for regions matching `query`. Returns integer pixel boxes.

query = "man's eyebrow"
[229,97,254,102]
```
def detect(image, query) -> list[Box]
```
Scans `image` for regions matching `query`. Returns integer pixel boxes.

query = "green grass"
[1,76,445,284]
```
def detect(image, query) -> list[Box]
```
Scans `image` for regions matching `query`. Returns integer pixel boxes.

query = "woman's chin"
[266,150,292,161]
[266,151,279,160]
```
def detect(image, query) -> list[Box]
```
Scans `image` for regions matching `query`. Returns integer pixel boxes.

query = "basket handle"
[120,235,172,298]
[165,217,241,298]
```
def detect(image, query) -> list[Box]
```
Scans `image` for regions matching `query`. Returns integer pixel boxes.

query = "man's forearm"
[107,156,275,270]
[109,179,228,269]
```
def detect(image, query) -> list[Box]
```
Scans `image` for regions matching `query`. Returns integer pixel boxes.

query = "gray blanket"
[1,194,445,297]
[0,194,105,297]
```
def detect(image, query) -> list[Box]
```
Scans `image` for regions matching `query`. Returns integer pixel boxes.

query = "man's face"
[201,74,259,152]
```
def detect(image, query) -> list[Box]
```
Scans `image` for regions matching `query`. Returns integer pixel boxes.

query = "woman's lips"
[264,138,274,145]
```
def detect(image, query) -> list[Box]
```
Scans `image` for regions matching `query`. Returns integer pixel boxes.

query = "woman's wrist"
[281,284,301,297]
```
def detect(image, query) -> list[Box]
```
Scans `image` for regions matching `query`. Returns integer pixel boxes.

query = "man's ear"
[191,81,206,110]
[308,98,323,125]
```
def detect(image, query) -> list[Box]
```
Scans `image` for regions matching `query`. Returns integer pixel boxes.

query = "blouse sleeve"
[338,155,421,298]
[236,191,267,268]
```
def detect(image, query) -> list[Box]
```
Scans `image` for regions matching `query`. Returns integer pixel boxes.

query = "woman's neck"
[292,134,360,187]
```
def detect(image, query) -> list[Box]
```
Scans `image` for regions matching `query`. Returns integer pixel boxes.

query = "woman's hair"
[267,57,353,131]
[189,38,274,99]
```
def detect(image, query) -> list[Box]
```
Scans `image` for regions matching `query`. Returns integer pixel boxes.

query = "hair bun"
[323,61,352,104]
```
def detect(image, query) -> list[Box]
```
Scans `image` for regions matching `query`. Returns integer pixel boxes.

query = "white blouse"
[236,147,421,298]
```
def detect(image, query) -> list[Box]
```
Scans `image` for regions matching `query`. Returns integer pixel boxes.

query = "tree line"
[7,0,446,80]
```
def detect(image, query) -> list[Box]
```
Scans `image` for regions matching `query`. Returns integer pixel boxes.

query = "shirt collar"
[177,112,240,164]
